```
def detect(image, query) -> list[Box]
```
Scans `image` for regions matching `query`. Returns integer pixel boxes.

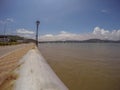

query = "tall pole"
[4,23,7,43]
[36,20,40,47]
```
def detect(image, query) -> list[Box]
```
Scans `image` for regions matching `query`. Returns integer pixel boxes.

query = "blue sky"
[0,0,120,40]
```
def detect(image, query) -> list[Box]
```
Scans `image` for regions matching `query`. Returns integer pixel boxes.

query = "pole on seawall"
[36,20,40,47]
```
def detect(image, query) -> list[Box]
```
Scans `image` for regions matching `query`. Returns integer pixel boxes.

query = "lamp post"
[36,20,40,47]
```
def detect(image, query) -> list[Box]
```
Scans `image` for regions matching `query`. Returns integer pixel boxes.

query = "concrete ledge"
[14,49,68,90]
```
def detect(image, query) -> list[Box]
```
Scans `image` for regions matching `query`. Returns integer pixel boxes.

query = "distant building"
[0,35,36,43]
[0,35,9,42]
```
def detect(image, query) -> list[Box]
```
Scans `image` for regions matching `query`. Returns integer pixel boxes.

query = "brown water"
[38,43,120,90]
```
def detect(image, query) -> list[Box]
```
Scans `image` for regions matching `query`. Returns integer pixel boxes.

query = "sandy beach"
[0,43,35,90]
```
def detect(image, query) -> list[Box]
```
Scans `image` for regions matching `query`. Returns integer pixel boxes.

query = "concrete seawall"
[14,48,68,90]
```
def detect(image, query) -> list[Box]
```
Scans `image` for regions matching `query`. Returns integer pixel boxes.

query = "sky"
[0,0,120,41]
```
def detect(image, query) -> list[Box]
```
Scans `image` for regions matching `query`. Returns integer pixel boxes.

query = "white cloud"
[92,27,120,40]
[0,18,14,24]
[16,28,35,38]
[101,9,108,13]
[16,29,34,34]
[6,18,14,22]
[44,34,54,37]
[39,27,120,41]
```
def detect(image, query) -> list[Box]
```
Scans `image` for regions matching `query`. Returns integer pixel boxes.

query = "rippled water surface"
[39,43,120,90]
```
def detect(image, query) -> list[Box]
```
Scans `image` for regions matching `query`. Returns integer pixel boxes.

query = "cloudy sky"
[0,0,120,41]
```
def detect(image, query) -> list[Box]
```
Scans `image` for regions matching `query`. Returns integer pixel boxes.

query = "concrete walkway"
[14,49,68,90]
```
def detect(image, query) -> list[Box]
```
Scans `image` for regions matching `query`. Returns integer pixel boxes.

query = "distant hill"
[81,39,120,43]
[39,39,120,43]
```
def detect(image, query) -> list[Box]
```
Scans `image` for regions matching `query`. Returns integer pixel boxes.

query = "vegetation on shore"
[0,42,20,46]
[0,35,36,46]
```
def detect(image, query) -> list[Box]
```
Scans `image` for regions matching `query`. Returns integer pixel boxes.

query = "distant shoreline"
[39,39,120,43]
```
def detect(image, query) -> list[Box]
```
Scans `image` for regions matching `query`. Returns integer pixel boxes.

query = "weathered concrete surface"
[14,49,68,90]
